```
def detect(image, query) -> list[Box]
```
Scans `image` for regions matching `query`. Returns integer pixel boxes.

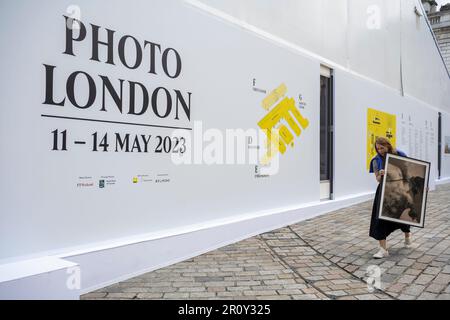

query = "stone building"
[423,1,450,72]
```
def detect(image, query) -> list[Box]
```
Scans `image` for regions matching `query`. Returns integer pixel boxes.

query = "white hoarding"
[0,0,319,259]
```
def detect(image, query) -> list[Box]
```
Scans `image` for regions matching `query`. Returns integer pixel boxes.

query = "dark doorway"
[320,66,334,200]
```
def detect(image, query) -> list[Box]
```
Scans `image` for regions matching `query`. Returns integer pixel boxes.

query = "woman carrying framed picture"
[369,137,412,259]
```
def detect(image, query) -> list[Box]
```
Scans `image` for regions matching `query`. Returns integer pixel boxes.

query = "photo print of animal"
[378,154,430,228]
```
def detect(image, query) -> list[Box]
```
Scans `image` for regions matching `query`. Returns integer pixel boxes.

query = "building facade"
[423,1,450,72]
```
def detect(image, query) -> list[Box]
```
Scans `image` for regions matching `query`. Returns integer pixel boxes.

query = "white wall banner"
[0,0,444,265]
[0,0,319,260]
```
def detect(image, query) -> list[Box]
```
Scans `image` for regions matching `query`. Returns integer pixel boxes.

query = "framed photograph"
[445,136,450,154]
[378,154,430,228]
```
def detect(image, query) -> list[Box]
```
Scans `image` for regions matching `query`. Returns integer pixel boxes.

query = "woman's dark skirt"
[369,183,411,240]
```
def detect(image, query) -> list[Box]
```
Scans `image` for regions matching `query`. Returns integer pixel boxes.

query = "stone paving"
[82,183,450,300]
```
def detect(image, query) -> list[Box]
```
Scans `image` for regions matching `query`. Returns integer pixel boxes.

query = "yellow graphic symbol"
[258,84,309,164]
[367,108,396,170]
[262,83,287,111]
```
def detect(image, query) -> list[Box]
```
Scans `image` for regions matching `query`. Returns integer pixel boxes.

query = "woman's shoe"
[404,237,412,248]
[373,247,389,259]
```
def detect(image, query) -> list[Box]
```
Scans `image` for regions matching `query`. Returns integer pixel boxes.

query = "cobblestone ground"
[82,184,450,300]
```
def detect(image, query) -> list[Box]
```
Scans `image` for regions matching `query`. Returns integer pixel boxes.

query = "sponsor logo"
[77,182,94,188]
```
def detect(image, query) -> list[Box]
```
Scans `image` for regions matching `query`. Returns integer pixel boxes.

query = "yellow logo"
[257,83,309,165]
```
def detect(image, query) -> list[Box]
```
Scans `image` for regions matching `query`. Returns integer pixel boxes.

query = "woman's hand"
[379,170,385,176]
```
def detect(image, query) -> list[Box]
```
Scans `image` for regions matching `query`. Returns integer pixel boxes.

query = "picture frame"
[378,153,430,228]
[445,136,450,154]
